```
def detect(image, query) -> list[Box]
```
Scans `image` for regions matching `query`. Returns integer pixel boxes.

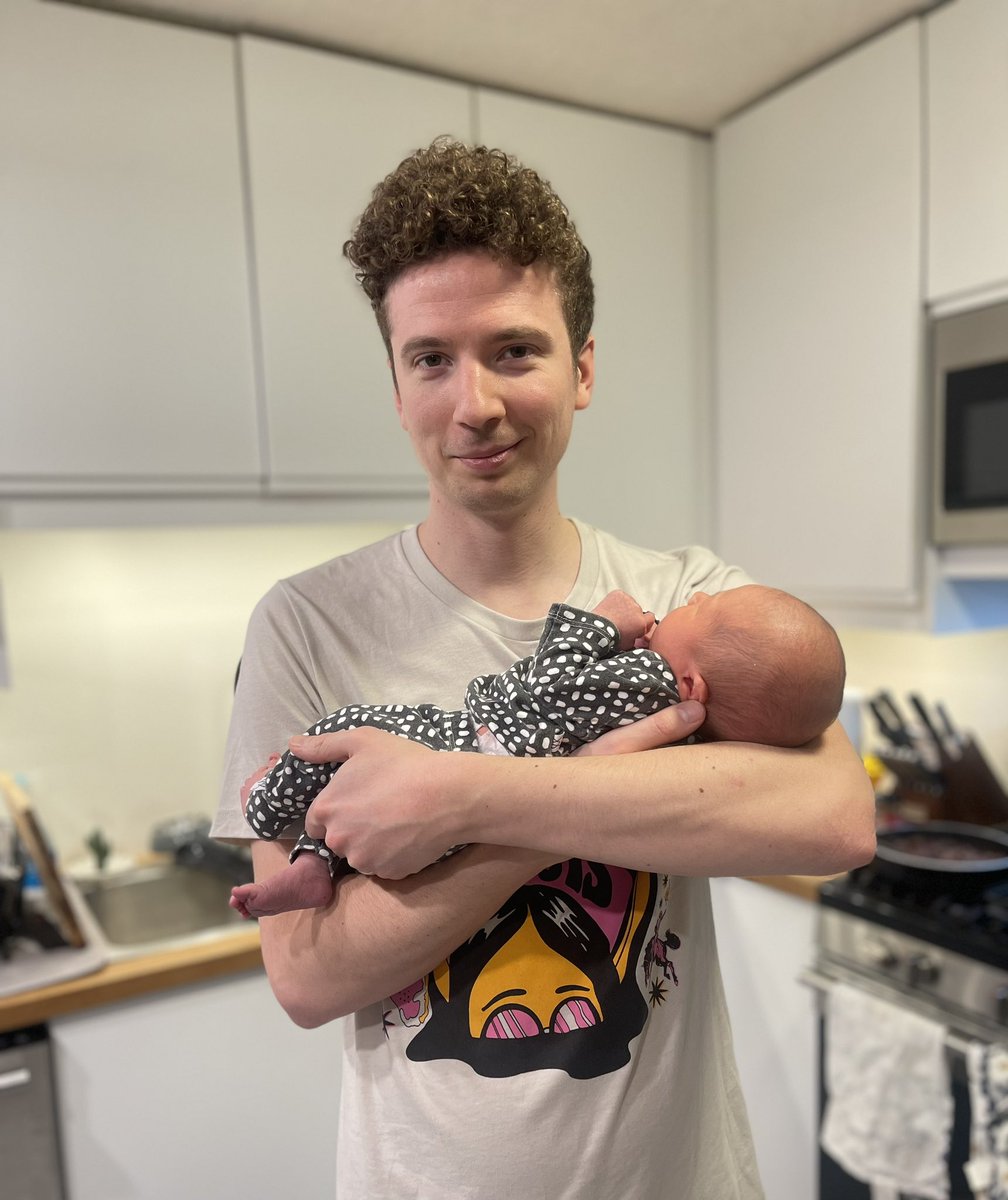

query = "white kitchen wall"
[0,524,1006,870]
[0,523,401,865]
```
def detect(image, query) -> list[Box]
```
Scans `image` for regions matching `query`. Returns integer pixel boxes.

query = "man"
[214,139,875,1198]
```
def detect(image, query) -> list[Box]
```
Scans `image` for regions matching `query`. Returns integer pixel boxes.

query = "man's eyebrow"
[495,325,554,346]
[398,336,451,362]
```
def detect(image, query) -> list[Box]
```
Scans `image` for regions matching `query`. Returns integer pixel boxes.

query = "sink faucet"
[150,817,253,886]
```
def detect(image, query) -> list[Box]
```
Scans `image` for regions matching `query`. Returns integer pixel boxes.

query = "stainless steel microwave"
[931,299,1008,545]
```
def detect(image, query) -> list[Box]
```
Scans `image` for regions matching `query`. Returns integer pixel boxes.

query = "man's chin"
[444,475,540,519]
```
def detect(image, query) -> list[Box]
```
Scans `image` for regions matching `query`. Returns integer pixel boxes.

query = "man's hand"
[296,728,455,879]
[570,699,705,756]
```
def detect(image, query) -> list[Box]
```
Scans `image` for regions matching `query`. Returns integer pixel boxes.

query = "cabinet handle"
[0,1067,31,1091]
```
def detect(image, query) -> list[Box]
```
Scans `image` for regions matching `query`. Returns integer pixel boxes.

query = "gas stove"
[811,857,1008,1197]
[822,865,1008,969]
[815,867,1008,1040]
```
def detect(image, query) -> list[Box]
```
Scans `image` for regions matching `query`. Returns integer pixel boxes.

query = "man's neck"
[417,503,582,620]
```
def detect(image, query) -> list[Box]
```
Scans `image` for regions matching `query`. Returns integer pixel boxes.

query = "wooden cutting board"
[0,773,85,948]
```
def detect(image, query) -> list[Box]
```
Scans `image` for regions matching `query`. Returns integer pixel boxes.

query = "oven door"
[806,968,977,1200]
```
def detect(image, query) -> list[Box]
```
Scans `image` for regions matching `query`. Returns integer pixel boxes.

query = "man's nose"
[453,363,505,426]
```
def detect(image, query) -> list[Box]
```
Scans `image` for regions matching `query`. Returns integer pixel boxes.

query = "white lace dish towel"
[820,981,953,1200]
[965,1041,1008,1200]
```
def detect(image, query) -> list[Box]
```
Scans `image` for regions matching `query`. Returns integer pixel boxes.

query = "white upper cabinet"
[0,0,260,488]
[240,38,473,494]
[926,0,1008,304]
[476,91,712,552]
[714,23,923,612]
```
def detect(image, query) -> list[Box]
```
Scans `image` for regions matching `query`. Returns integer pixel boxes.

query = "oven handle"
[800,966,975,1058]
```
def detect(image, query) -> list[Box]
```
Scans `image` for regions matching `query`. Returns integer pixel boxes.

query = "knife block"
[938,736,1008,826]
[878,736,1008,826]
[877,752,946,824]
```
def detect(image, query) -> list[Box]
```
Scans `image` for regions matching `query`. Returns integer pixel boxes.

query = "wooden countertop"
[0,926,262,1034]
[0,874,835,1035]
[742,873,842,903]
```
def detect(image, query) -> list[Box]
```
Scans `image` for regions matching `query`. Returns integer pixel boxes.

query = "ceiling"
[66,0,944,132]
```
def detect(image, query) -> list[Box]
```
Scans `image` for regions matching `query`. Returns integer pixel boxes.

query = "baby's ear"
[678,673,709,704]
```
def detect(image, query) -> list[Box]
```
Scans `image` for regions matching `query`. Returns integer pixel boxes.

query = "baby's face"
[647,592,710,677]
[647,589,749,679]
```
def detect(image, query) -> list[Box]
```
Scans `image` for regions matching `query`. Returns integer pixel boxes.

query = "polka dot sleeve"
[464,603,681,758]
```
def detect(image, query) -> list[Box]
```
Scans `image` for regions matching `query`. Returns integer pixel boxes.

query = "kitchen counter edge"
[742,873,843,903]
[0,926,263,1034]
[0,874,834,1034]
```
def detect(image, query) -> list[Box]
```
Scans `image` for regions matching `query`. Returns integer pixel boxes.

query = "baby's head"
[649,585,845,747]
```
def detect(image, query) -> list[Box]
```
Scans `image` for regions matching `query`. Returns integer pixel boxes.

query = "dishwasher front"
[0,1024,66,1199]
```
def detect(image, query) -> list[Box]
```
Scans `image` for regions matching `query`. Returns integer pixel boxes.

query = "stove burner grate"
[820,867,1008,971]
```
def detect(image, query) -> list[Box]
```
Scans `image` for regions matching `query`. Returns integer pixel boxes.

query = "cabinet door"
[714,22,923,607]
[710,879,818,1200]
[926,0,1008,303]
[0,1,259,488]
[241,38,472,494]
[476,91,712,551]
[52,971,343,1198]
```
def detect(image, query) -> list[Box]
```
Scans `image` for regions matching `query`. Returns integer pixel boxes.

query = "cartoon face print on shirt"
[389,861,680,1080]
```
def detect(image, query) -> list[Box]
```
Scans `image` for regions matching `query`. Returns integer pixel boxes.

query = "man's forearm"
[454,721,876,879]
[254,839,553,1027]
[264,715,875,1026]
[296,717,876,882]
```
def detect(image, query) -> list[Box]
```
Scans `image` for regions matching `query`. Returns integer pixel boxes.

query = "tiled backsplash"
[0,525,1005,866]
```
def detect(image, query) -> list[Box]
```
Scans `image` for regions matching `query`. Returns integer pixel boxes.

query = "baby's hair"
[699,587,845,747]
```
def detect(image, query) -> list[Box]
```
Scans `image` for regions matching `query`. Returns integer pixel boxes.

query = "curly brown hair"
[343,137,594,360]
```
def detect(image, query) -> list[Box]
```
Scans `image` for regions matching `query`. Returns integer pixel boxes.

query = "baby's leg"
[230,851,334,919]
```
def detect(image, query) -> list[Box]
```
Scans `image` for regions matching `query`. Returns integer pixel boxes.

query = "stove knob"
[908,954,941,987]
[863,938,898,970]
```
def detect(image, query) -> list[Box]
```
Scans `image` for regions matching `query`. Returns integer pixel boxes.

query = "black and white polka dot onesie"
[243,602,681,874]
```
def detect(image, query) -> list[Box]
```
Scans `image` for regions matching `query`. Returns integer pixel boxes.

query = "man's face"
[385,251,593,522]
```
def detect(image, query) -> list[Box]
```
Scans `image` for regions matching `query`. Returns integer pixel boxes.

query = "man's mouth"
[453,442,521,470]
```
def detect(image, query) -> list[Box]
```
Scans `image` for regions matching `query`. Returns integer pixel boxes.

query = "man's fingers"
[572,700,706,757]
[288,730,353,762]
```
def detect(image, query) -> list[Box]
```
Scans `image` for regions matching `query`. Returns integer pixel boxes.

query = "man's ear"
[575,335,595,411]
[677,672,709,704]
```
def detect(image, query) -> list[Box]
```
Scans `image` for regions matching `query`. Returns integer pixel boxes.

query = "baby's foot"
[229,856,334,918]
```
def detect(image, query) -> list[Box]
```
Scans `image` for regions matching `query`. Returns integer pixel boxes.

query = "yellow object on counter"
[863,754,887,788]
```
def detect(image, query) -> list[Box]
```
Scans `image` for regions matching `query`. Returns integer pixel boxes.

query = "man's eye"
[503,345,532,360]
[417,353,445,369]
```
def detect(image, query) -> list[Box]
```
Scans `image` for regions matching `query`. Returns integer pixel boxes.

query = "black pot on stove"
[874,820,1008,899]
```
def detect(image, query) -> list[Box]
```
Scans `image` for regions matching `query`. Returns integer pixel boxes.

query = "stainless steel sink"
[77,862,246,955]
